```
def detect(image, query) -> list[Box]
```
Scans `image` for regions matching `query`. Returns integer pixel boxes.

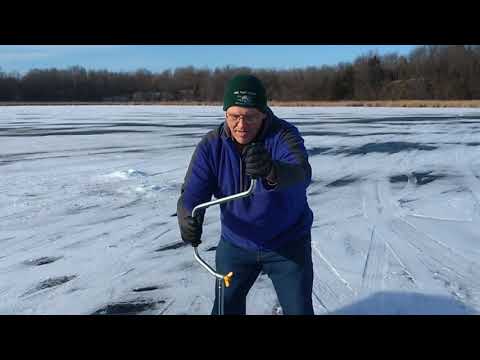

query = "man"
[177,74,314,315]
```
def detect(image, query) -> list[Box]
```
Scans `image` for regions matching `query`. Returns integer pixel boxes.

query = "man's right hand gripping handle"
[179,214,203,247]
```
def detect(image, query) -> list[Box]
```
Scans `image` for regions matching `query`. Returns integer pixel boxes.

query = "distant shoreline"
[2,100,480,108]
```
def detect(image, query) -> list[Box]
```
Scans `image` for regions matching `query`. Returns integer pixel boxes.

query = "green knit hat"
[223,74,267,112]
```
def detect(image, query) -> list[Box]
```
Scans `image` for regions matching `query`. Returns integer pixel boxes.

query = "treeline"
[1,45,480,102]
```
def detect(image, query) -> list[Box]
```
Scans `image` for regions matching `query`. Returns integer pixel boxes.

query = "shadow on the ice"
[329,291,477,315]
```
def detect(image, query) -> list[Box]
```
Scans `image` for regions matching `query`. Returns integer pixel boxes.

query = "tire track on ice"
[361,176,473,301]
[373,176,476,301]
[361,177,439,295]
[360,226,388,295]
[391,217,480,305]
[310,232,356,313]
[360,180,393,294]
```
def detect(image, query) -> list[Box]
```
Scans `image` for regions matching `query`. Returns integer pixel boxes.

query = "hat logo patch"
[233,90,256,105]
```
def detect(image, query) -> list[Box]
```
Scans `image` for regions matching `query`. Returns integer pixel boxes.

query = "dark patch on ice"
[326,176,359,187]
[308,189,324,196]
[438,141,480,146]
[32,126,81,131]
[86,146,127,150]
[308,180,325,196]
[0,153,71,165]
[336,142,437,156]
[111,122,222,130]
[24,155,71,162]
[302,131,349,137]
[453,121,480,124]
[66,204,101,215]
[290,121,331,126]
[170,145,196,150]
[399,270,416,284]
[132,286,159,292]
[66,145,128,152]
[389,174,409,183]
[195,115,224,120]
[283,117,317,121]
[114,113,174,118]
[206,246,217,252]
[347,132,413,137]
[86,214,133,225]
[8,120,44,123]
[22,275,77,297]
[294,119,361,125]
[51,121,112,125]
[110,122,166,128]
[92,298,166,315]
[91,149,148,155]
[65,287,82,294]
[170,213,177,217]
[121,268,135,277]
[441,186,467,194]
[155,241,188,252]
[13,115,47,119]
[0,129,152,137]
[412,171,446,185]
[167,123,220,129]
[390,171,446,186]
[398,198,418,205]
[23,256,63,266]
[339,115,478,124]
[0,151,49,159]
[307,147,332,156]
[0,127,33,132]
[170,133,205,138]
[152,229,172,241]
[110,122,219,129]
[125,169,149,176]
[1,236,15,242]
[296,112,339,117]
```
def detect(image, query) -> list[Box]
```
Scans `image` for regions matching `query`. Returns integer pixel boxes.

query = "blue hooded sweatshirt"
[177,108,313,251]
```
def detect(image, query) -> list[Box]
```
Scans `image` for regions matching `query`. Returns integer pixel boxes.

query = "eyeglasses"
[226,113,263,124]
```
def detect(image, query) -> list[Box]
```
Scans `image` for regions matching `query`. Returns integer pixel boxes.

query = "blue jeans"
[211,234,314,315]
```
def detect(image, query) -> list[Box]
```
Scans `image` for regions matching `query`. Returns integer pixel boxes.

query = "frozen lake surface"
[1,105,480,315]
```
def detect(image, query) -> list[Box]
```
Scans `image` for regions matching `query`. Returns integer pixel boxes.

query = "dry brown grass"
[268,100,480,108]
[2,100,480,108]
[0,101,222,106]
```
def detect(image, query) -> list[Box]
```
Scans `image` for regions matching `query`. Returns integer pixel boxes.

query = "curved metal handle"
[192,178,257,286]
[191,179,256,218]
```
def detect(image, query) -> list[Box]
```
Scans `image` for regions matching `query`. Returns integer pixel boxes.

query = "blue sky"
[0,45,419,74]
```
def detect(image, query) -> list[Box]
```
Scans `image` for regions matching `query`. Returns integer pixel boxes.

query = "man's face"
[225,106,266,145]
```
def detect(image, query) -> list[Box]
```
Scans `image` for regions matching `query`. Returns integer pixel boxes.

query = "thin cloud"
[0,45,127,73]
[0,45,122,59]
[0,51,52,61]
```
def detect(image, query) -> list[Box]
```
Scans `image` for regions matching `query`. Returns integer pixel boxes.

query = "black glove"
[179,214,203,247]
[242,143,274,179]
